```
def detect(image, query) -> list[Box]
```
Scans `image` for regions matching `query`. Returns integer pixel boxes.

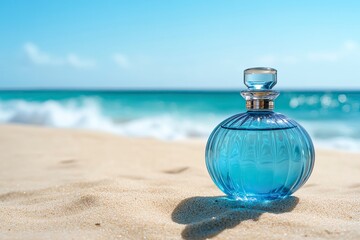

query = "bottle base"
[228,193,291,202]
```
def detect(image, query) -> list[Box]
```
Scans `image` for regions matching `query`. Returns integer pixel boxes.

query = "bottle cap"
[244,67,277,90]
[241,67,279,110]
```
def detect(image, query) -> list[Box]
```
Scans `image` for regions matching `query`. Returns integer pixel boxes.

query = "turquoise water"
[0,90,359,151]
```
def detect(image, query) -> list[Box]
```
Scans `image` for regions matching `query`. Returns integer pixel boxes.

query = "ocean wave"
[0,99,215,140]
[0,99,359,151]
[301,121,360,152]
[315,138,360,152]
[0,98,117,132]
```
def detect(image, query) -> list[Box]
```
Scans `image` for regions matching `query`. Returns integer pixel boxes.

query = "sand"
[0,124,359,240]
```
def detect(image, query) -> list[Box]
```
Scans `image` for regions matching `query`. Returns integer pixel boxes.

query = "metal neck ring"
[246,100,274,110]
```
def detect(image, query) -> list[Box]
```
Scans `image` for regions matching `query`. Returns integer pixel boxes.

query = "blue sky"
[1,1,360,89]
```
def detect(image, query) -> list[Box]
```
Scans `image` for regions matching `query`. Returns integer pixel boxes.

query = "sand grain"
[0,125,359,239]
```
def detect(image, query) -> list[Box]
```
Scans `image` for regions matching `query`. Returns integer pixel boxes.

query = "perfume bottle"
[205,67,315,201]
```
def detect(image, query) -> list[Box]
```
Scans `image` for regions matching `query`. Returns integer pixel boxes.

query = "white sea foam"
[0,99,117,132]
[301,121,360,152]
[315,138,360,152]
[0,99,216,141]
[0,99,358,151]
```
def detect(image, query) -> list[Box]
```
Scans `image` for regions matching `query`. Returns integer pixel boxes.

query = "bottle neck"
[246,99,274,111]
[241,90,279,111]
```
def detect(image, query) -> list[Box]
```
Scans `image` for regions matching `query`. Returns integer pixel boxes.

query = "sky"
[1,0,360,90]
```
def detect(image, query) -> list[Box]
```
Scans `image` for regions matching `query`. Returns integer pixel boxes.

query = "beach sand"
[0,125,359,239]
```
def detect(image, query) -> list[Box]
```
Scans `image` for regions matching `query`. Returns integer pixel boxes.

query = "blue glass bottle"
[205,67,315,201]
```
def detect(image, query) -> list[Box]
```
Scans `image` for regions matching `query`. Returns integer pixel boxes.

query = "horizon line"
[0,87,360,92]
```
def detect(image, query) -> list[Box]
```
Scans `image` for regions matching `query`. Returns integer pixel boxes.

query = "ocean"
[0,90,359,151]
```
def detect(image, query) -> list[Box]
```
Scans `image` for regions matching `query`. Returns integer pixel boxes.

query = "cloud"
[307,40,359,62]
[113,53,129,68]
[257,55,277,65]
[256,40,359,64]
[343,40,358,51]
[257,54,299,65]
[24,42,63,65]
[306,52,339,62]
[23,42,96,69]
[67,54,95,68]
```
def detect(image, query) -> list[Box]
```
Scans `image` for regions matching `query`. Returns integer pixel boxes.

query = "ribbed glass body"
[205,111,315,201]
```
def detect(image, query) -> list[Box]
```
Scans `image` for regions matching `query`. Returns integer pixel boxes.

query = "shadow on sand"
[171,196,299,240]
